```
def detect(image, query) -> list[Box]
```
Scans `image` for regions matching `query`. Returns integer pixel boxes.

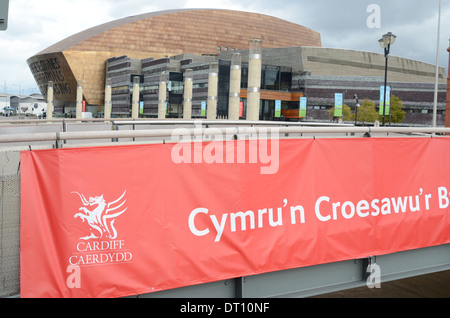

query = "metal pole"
[432,0,441,128]
[131,76,140,120]
[382,46,389,126]
[207,62,219,120]
[3,126,450,145]
[76,81,83,119]
[183,69,193,119]
[104,78,112,119]
[46,81,54,120]
[228,53,241,120]
[158,72,168,119]
[247,39,262,121]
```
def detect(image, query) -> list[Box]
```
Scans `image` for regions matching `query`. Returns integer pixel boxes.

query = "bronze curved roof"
[39,8,321,56]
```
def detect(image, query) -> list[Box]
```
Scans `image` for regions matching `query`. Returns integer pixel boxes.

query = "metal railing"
[1,119,450,146]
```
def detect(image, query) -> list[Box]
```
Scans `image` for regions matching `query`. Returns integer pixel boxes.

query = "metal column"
[247,39,262,121]
[228,53,241,120]
[207,62,219,120]
[183,69,193,119]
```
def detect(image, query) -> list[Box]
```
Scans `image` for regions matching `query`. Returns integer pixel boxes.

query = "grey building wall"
[299,47,446,84]
[104,47,447,125]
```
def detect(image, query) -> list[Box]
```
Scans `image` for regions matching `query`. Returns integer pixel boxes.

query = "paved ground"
[314,269,450,298]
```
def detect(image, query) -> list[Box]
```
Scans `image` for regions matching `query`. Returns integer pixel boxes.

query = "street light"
[354,94,359,126]
[378,32,396,126]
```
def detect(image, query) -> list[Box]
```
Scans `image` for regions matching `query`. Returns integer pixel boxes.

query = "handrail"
[1,125,450,144]
[0,117,352,126]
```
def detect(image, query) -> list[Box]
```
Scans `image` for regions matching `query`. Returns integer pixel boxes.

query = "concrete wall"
[299,47,446,84]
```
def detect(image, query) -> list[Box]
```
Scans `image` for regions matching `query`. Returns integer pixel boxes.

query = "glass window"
[168,81,183,94]
[280,72,291,91]
[168,72,183,94]
[193,83,208,89]
[217,62,230,116]
[169,72,183,82]
[265,69,279,90]
[241,67,248,89]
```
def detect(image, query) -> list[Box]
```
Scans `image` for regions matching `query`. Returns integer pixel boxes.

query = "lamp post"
[354,94,359,126]
[432,0,442,128]
[378,32,396,126]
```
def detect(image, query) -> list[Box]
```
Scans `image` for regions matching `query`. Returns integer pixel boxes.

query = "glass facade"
[217,61,293,119]
[110,56,296,120]
[239,64,292,91]
[167,72,183,106]
[217,60,231,117]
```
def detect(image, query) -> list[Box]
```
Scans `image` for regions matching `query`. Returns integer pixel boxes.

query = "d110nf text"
[180,302,270,315]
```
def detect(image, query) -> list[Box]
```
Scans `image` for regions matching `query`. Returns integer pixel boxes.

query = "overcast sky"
[1,0,449,95]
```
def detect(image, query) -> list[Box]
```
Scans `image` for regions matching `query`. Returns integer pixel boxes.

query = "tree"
[389,94,406,124]
[328,104,354,121]
[356,98,379,124]
[378,94,405,124]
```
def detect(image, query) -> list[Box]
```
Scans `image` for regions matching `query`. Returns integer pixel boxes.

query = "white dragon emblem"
[72,190,127,240]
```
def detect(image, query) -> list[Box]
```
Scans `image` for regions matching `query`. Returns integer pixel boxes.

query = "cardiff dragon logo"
[72,190,127,240]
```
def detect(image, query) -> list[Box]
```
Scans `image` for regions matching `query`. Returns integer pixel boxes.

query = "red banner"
[20,137,450,297]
